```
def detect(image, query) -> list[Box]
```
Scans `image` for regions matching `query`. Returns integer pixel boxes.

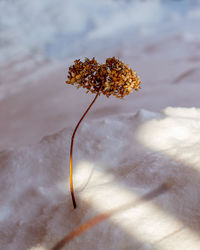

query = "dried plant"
[66,57,141,208]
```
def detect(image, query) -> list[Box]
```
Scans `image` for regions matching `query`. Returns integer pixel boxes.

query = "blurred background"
[1,0,200,150]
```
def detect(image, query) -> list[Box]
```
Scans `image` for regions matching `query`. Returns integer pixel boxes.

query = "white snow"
[1,108,200,249]
[1,0,200,65]
[1,0,200,249]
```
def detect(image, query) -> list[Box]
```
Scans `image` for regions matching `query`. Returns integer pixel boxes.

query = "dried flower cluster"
[66,57,141,98]
[66,57,142,209]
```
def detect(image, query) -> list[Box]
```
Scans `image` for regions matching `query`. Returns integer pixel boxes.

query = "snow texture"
[1,108,200,249]
[1,0,200,65]
[1,0,200,249]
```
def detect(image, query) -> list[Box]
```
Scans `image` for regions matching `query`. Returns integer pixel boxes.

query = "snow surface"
[1,0,200,65]
[1,108,200,250]
[1,0,200,249]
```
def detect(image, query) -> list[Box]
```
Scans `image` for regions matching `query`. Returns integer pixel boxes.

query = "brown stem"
[70,92,100,209]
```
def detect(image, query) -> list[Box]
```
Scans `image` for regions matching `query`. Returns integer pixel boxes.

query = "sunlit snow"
[1,0,200,249]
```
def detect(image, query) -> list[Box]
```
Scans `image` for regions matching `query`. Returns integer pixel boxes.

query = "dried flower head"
[66,57,141,98]
[66,57,142,209]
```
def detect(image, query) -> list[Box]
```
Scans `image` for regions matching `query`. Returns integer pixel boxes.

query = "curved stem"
[70,92,100,209]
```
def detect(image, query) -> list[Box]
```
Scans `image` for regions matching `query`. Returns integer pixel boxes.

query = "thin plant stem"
[70,91,100,209]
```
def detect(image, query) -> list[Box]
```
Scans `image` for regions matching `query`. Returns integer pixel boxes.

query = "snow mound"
[1,107,200,249]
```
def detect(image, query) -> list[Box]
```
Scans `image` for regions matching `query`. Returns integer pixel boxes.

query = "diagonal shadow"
[2,111,200,250]
[51,182,171,250]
